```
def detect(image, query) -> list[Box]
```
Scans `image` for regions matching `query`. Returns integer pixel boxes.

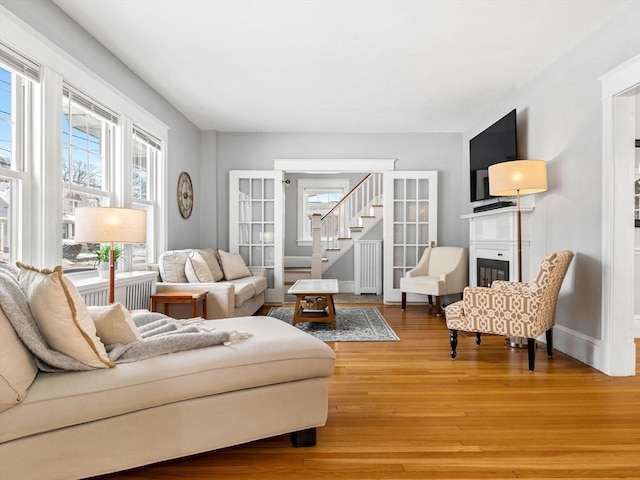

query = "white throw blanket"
[0,263,251,372]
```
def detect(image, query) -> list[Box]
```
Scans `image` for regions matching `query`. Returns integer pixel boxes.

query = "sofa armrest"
[156,282,235,319]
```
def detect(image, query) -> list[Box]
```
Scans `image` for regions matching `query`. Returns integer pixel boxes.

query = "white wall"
[214,132,463,251]
[2,0,203,250]
[463,2,640,344]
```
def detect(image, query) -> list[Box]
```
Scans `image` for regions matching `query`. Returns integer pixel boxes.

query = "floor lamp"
[488,160,548,347]
[75,207,147,304]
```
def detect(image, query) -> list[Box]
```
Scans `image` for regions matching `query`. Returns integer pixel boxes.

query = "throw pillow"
[198,248,224,282]
[157,249,191,283]
[88,303,143,345]
[16,263,113,369]
[184,250,215,283]
[0,306,37,412]
[218,250,252,281]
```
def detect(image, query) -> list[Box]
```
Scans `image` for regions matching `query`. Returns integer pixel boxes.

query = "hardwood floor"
[101,303,640,479]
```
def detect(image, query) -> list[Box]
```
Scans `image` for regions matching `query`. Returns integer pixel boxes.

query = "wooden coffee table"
[150,290,207,318]
[287,279,339,329]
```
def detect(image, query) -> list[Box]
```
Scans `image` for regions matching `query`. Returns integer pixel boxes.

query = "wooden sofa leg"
[401,292,407,310]
[290,427,317,448]
[527,338,536,371]
[449,329,458,359]
[475,332,482,346]
[545,329,554,357]
[435,296,442,316]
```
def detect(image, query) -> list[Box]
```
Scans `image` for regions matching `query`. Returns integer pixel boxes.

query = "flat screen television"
[469,109,517,203]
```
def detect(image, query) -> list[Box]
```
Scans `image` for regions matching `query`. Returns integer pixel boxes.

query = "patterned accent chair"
[444,250,574,371]
[400,247,468,315]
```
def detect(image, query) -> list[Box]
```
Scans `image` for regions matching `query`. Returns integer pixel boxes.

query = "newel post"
[311,213,322,279]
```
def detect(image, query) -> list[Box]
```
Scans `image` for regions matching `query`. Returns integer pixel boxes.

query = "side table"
[150,290,208,318]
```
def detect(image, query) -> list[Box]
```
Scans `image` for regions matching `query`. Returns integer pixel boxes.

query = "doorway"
[600,54,640,376]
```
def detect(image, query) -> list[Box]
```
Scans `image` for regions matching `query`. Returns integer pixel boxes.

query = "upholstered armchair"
[444,250,574,371]
[400,247,468,315]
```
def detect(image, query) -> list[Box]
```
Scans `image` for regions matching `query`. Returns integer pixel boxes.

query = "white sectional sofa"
[150,248,267,319]
[0,262,336,480]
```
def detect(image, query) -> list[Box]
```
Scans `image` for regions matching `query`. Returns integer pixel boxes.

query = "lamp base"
[506,336,530,349]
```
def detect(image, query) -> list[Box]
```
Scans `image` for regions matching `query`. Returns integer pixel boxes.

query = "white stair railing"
[310,173,383,277]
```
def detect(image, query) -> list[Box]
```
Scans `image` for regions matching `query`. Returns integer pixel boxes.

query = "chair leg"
[449,329,458,359]
[428,295,433,307]
[475,332,482,346]
[545,329,553,357]
[527,338,536,371]
[401,292,406,310]
[435,296,442,316]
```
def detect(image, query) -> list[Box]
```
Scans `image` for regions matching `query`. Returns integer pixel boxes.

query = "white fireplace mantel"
[461,207,534,286]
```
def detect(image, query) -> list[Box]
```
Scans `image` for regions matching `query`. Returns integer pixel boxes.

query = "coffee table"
[287,279,339,329]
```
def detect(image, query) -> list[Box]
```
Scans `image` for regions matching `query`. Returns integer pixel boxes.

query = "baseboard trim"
[553,324,636,376]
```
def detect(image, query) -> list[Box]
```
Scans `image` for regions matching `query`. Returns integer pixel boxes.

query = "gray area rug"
[266,306,399,342]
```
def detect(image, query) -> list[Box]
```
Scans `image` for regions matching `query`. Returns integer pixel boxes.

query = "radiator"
[74,271,157,310]
[354,240,382,295]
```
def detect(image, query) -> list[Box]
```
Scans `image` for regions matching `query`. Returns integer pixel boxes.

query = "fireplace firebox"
[477,258,509,287]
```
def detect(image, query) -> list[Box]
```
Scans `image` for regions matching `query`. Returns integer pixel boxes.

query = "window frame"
[1,9,168,271]
[0,56,36,264]
[297,178,350,245]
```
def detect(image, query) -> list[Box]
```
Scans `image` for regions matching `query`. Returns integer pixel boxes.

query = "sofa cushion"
[230,275,267,296]
[0,316,336,443]
[158,249,191,283]
[231,281,257,306]
[0,306,37,412]
[218,250,252,281]
[87,303,142,345]
[184,251,214,283]
[199,248,224,282]
[16,263,113,369]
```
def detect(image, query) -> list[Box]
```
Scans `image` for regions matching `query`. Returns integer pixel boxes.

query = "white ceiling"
[53,0,629,133]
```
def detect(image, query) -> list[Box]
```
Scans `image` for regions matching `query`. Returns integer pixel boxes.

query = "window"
[131,126,162,267]
[297,179,350,244]
[1,17,167,271]
[0,42,38,264]
[61,86,117,270]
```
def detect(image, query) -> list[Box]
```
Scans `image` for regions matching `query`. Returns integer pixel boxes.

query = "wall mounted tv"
[469,109,517,203]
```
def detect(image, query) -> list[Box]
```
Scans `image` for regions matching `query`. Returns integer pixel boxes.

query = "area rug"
[266,306,399,342]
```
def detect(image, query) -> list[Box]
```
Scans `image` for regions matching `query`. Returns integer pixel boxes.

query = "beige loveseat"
[0,263,335,480]
[150,248,267,319]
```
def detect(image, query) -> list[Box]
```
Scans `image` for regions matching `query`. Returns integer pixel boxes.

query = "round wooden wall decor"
[177,171,194,219]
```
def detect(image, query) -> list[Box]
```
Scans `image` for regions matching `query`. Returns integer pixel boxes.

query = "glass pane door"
[229,170,283,303]
[383,171,438,303]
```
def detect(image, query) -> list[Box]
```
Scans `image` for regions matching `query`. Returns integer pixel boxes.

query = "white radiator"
[354,240,382,295]
[73,271,157,310]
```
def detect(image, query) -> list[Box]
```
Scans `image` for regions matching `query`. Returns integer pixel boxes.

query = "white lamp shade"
[75,207,147,244]
[489,160,548,197]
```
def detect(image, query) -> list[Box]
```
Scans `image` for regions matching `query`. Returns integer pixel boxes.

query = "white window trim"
[0,6,168,269]
[297,178,350,246]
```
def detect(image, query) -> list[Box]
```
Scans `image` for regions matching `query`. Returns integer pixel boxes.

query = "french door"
[229,170,284,303]
[383,171,438,303]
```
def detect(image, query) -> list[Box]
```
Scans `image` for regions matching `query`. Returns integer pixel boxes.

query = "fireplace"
[477,258,509,287]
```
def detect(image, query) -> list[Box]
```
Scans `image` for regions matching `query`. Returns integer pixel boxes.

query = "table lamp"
[488,160,547,283]
[75,207,147,304]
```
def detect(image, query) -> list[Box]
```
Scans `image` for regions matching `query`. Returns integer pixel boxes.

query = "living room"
[0,0,639,477]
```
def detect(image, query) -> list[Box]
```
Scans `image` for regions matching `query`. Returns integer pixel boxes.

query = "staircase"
[310,173,383,278]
